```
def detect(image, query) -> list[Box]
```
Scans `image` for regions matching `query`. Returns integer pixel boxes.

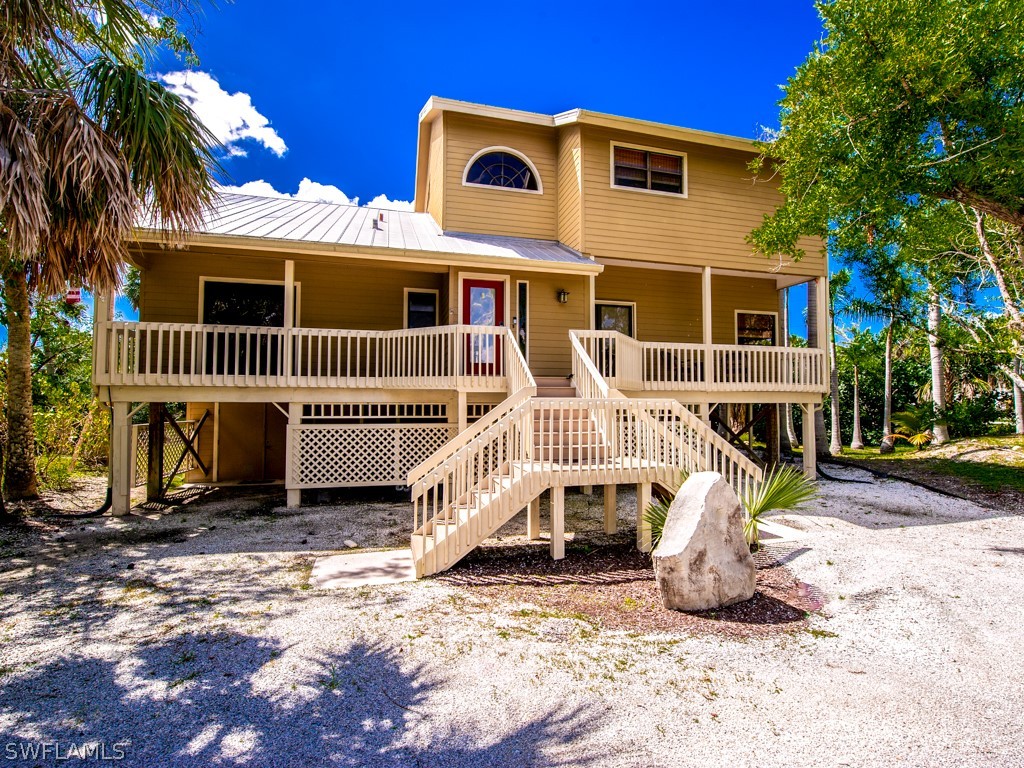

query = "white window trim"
[198,276,301,326]
[403,287,440,329]
[595,299,638,338]
[515,279,529,363]
[734,309,779,345]
[609,140,688,199]
[462,146,544,195]
[457,272,511,328]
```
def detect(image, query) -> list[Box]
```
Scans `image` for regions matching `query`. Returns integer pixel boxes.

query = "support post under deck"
[286,402,302,508]
[802,403,817,480]
[550,487,565,560]
[527,496,541,540]
[636,482,652,552]
[111,402,131,516]
[603,484,617,534]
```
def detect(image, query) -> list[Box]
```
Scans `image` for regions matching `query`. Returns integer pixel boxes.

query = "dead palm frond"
[0,0,218,293]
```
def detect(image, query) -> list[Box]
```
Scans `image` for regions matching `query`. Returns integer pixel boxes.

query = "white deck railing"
[94,321,514,391]
[571,330,827,394]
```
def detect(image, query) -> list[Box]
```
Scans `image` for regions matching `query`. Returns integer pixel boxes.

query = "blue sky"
[154,0,825,207]
[142,0,827,332]
[5,1,832,340]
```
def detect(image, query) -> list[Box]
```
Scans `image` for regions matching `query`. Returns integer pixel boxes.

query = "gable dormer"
[415,99,558,240]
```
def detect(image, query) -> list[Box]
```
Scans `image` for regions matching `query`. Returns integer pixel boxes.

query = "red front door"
[462,278,504,375]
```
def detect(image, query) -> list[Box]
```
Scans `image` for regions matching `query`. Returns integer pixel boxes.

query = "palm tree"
[845,253,918,455]
[1,1,217,503]
[839,326,876,450]
[827,269,851,455]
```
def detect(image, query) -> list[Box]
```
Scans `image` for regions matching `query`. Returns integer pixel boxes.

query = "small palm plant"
[741,465,817,550]
[643,497,672,551]
[645,465,817,553]
[888,408,934,450]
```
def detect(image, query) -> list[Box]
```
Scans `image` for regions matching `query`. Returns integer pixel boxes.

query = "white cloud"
[217,179,412,210]
[158,70,287,157]
[365,193,415,212]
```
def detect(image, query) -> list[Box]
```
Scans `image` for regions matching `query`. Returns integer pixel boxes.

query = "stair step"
[534,376,573,387]
[536,387,578,398]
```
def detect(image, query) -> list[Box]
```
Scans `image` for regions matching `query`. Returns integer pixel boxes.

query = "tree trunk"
[879,321,895,454]
[1,265,39,500]
[973,209,1024,330]
[828,291,842,456]
[779,288,797,450]
[927,293,950,444]
[1014,358,1024,436]
[0,441,7,518]
[807,281,828,455]
[850,366,865,449]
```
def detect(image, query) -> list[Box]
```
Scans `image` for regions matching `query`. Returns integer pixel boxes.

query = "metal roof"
[139,193,596,268]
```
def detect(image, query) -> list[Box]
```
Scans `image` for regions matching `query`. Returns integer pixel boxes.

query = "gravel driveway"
[1,469,1021,767]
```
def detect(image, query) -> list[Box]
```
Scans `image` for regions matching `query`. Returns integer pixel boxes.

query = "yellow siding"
[595,265,702,343]
[447,267,588,376]
[138,247,445,329]
[711,275,779,344]
[579,126,827,277]
[442,113,558,240]
[556,125,583,251]
[425,117,445,226]
[595,266,780,344]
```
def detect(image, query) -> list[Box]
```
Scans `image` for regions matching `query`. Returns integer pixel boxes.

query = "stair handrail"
[407,327,534,486]
[410,395,536,575]
[635,399,764,499]
[569,330,611,399]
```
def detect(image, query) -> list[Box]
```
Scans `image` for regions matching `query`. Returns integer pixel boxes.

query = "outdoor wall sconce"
[557,289,570,304]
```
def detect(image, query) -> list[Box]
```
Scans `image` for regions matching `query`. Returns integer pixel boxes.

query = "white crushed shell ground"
[0,467,1022,767]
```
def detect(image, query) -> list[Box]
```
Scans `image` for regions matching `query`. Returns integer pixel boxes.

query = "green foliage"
[38,456,75,492]
[749,0,1024,260]
[741,465,818,550]
[0,296,110,481]
[888,408,933,449]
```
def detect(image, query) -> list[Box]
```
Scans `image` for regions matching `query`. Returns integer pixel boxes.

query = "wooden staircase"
[408,346,765,578]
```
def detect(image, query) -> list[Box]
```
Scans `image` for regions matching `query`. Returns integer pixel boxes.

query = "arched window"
[463,148,542,192]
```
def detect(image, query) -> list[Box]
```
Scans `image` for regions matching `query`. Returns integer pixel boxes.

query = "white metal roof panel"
[139,193,595,267]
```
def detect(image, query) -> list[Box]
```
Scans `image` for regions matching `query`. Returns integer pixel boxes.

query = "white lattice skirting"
[288,423,457,488]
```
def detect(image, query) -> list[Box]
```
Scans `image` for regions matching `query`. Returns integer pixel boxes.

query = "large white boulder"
[652,471,756,611]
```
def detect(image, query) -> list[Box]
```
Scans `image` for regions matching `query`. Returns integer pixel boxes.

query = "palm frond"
[643,498,671,552]
[83,59,219,239]
[742,464,817,548]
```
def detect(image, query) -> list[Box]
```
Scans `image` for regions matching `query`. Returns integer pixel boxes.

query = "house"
[92,97,829,576]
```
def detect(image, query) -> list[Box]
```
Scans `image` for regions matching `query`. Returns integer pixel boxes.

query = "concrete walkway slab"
[311,548,416,589]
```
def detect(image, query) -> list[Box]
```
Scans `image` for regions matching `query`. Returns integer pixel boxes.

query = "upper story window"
[611,144,687,196]
[463,147,542,193]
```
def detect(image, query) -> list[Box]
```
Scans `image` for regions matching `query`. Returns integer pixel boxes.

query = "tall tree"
[840,326,876,449]
[828,269,851,455]
[0,1,217,503]
[749,0,1024,264]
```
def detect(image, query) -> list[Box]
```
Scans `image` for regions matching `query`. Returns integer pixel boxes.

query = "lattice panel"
[132,422,197,488]
[290,423,456,487]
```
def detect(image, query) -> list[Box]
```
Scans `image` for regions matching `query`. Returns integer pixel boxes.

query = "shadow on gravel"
[0,633,601,767]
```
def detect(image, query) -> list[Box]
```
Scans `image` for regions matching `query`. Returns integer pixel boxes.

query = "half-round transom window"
[465,150,540,191]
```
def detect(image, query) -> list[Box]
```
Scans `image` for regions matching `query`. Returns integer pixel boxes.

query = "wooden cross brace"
[161,409,210,497]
